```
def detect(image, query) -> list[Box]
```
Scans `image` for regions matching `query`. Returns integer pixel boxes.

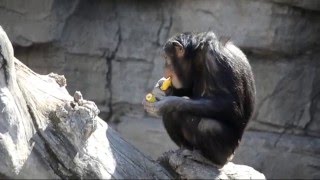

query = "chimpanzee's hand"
[142,97,167,117]
[142,96,181,117]
[152,77,172,100]
[152,87,166,101]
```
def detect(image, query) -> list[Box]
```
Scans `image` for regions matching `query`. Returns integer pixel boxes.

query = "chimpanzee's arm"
[160,95,236,119]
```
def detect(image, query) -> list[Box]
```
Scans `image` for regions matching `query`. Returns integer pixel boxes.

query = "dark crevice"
[305,95,318,130]
[13,42,62,70]
[114,57,152,63]
[273,129,286,148]
[0,172,10,179]
[0,6,25,16]
[106,0,122,122]
[242,47,293,60]
[56,0,80,41]
[252,63,320,137]
[65,51,104,58]
[305,73,320,130]
[242,45,320,60]
[0,46,9,85]
[252,69,294,121]
[249,120,320,138]
[146,61,156,92]
[195,9,223,27]
[13,42,58,54]
[155,7,165,46]
[249,120,285,129]
[165,12,173,41]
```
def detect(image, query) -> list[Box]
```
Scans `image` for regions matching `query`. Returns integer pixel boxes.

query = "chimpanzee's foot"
[181,149,221,168]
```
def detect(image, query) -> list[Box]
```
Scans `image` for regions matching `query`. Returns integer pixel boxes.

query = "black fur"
[161,32,256,166]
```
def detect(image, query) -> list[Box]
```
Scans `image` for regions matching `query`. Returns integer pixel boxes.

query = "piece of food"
[145,93,156,103]
[160,77,172,91]
[146,77,171,103]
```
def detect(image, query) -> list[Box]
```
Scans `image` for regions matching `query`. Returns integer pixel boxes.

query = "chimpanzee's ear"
[172,40,185,58]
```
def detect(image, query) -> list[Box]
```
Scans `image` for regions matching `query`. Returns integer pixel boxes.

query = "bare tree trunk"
[0,26,265,179]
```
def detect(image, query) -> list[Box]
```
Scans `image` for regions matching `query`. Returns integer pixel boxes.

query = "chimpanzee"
[143,31,256,166]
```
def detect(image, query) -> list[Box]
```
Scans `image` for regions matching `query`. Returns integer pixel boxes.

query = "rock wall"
[0,0,319,178]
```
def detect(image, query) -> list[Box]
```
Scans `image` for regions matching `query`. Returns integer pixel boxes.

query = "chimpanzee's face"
[163,54,183,89]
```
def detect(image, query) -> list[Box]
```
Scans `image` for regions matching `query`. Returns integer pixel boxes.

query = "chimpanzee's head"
[162,33,198,89]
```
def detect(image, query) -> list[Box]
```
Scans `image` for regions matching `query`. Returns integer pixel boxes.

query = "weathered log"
[0,26,172,179]
[0,26,265,179]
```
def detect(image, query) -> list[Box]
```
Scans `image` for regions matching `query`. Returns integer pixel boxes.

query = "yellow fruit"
[160,77,172,91]
[145,77,172,103]
[145,93,156,103]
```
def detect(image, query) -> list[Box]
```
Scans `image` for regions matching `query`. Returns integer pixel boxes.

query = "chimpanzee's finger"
[152,88,166,100]
[143,100,155,110]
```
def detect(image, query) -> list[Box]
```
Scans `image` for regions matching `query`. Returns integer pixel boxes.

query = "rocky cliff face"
[0,0,319,179]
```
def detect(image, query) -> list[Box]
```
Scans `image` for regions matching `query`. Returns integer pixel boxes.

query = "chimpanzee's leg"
[162,112,193,149]
[192,118,238,166]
